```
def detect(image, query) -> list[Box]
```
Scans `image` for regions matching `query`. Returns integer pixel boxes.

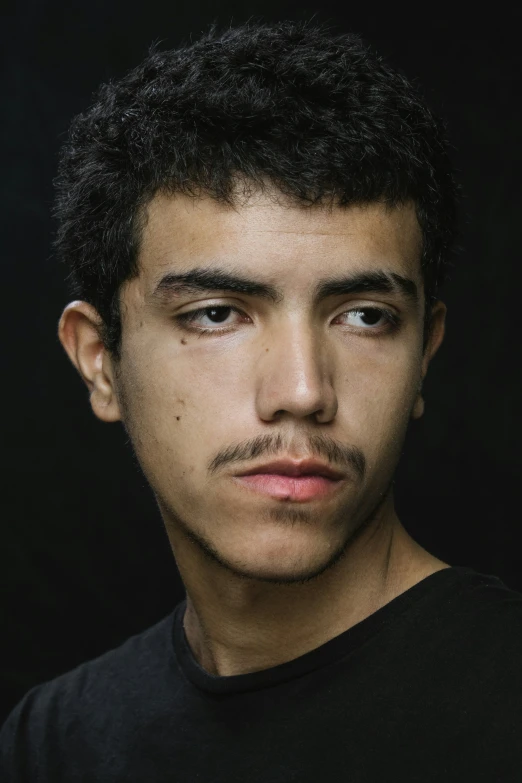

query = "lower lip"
[234,473,343,502]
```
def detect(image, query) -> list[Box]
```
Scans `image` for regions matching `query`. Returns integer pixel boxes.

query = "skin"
[59,189,448,677]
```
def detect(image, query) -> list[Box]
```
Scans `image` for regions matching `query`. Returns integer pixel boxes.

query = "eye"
[334,307,399,331]
[176,305,245,332]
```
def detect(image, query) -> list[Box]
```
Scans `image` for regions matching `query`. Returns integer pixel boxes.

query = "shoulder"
[379,568,522,702]
[443,568,522,634]
[416,569,522,706]
[0,610,178,780]
[420,568,522,650]
[455,569,522,669]
[37,609,177,710]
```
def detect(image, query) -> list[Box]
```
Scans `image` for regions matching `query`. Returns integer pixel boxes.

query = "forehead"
[137,190,423,291]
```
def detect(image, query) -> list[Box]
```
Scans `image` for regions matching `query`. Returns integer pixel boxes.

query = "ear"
[58,301,122,423]
[411,299,446,420]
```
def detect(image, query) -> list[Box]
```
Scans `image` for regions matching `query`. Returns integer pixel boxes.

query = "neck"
[168,506,448,677]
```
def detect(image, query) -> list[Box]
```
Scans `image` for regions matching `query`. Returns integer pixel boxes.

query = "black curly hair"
[54,20,458,357]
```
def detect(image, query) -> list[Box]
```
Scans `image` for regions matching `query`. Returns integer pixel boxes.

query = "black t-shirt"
[2,567,522,781]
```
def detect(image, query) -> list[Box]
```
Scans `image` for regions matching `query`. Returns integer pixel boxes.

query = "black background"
[2,2,522,725]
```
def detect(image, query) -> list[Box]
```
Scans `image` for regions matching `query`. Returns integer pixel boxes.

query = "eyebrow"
[151,267,419,306]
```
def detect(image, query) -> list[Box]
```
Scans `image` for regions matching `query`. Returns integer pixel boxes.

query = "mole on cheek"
[181,338,187,345]
[176,416,181,421]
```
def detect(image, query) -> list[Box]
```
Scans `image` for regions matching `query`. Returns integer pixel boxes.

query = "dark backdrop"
[2,2,522,725]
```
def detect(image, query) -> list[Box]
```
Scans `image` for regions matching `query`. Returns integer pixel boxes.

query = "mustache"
[208,432,365,480]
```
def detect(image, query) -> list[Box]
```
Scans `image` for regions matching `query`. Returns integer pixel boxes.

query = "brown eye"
[333,306,401,334]
[204,307,233,323]
[358,308,384,326]
[339,307,387,328]
[176,305,247,333]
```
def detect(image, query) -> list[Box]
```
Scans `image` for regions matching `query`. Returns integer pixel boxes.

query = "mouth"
[232,459,346,502]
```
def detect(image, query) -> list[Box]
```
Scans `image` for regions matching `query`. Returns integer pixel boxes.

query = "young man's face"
[62,191,445,584]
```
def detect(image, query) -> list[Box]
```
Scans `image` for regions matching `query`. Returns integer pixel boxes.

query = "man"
[1,20,521,782]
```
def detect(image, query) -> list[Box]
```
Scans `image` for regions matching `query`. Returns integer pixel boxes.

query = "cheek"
[341,333,420,395]
[118,341,244,474]
[337,345,421,458]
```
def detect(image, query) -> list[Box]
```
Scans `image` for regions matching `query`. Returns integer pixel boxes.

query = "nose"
[255,319,338,424]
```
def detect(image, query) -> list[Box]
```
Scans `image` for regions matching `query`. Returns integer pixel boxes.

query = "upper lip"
[235,459,345,480]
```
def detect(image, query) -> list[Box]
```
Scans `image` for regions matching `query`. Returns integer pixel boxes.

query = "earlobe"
[411,300,446,421]
[58,301,122,423]
[411,394,425,420]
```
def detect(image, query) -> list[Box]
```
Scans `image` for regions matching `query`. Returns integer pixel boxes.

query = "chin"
[210,526,351,585]
[227,550,348,585]
[165,499,359,584]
